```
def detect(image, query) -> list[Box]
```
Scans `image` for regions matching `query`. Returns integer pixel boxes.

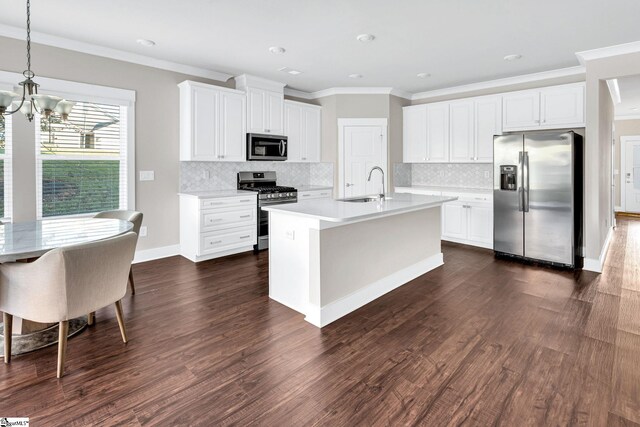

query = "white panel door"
[449,100,474,163]
[303,107,321,162]
[540,85,585,127]
[343,126,385,197]
[474,96,501,163]
[426,103,449,162]
[218,91,246,162]
[192,86,219,160]
[467,204,493,244]
[247,88,266,133]
[442,202,467,240]
[502,91,540,130]
[403,105,428,162]
[624,137,640,213]
[266,91,284,134]
[284,102,303,162]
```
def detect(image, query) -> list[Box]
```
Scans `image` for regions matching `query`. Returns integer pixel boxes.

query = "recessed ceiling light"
[503,54,522,61]
[136,39,156,47]
[632,107,639,111]
[278,67,302,75]
[356,34,375,43]
[269,46,286,54]
[417,73,431,78]
[348,73,363,79]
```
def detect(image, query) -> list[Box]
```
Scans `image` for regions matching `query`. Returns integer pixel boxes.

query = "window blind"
[0,115,13,220]
[36,101,129,218]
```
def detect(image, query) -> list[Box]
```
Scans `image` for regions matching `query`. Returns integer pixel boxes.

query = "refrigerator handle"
[518,151,524,212]
[523,151,530,212]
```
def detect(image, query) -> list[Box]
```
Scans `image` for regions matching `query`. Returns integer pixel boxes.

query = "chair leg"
[114,300,128,343]
[3,312,12,363]
[128,267,136,295]
[87,312,95,326]
[57,320,69,378]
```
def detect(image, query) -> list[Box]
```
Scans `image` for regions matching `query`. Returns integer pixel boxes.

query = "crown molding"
[576,40,640,65]
[615,113,640,121]
[0,24,234,83]
[284,86,413,100]
[410,66,585,101]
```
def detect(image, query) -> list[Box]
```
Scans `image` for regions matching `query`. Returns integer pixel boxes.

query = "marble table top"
[0,218,133,263]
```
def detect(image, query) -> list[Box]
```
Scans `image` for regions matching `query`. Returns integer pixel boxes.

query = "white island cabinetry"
[263,193,456,328]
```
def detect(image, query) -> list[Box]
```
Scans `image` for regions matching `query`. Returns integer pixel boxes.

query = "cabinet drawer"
[299,190,332,200]
[200,196,255,209]
[200,227,256,254]
[201,206,256,231]
[443,192,493,204]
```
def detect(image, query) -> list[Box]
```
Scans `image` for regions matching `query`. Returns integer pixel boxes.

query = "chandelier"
[0,0,74,122]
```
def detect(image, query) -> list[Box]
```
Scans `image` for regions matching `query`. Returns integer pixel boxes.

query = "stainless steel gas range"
[237,171,297,251]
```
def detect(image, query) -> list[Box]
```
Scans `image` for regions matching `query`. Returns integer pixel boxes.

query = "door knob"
[346,183,354,187]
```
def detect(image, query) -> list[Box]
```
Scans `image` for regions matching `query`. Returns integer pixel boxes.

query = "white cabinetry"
[236,75,285,135]
[284,101,322,162]
[180,194,257,262]
[502,82,585,131]
[298,188,332,201]
[394,187,493,249]
[403,105,428,162]
[449,100,475,163]
[474,96,502,162]
[426,103,450,162]
[179,81,246,161]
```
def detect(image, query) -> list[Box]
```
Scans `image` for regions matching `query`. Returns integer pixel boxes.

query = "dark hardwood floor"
[1,217,640,426]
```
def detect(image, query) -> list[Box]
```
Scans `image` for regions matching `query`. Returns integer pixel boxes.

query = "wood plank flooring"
[1,217,640,426]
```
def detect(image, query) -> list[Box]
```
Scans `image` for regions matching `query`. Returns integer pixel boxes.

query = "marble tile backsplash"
[393,163,412,187]
[180,162,334,192]
[394,163,493,189]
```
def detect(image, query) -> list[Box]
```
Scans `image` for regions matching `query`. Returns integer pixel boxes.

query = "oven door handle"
[259,199,298,206]
[279,140,286,157]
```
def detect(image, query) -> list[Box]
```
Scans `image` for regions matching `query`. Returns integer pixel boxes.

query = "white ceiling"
[613,75,640,118]
[1,0,640,93]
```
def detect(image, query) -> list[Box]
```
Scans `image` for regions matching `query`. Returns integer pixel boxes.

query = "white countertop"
[396,185,492,195]
[295,185,333,192]
[262,192,456,223]
[178,190,257,199]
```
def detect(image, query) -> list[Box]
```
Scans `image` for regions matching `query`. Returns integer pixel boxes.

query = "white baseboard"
[133,244,180,264]
[304,252,444,328]
[583,227,614,273]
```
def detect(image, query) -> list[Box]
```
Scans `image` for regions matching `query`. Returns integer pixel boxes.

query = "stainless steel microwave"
[247,133,288,161]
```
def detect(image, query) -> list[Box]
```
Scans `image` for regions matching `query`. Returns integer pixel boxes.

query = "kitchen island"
[263,192,457,327]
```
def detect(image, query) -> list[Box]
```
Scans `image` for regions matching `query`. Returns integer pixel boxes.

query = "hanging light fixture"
[0,0,73,122]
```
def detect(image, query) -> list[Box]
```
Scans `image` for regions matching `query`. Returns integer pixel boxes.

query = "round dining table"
[0,217,133,355]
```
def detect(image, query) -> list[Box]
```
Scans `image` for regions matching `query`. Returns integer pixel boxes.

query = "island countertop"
[262,192,456,223]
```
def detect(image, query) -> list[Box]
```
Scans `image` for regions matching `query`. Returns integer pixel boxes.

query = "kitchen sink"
[337,195,391,203]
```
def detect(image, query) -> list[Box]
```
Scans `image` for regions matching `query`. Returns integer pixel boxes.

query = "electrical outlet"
[285,230,295,240]
[139,226,148,237]
[484,171,491,179]
[202,170,210,179]
[139,171,155,181]
[439,171,444,177]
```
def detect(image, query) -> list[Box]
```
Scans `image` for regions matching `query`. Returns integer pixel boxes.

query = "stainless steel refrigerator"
[493,131,583,267]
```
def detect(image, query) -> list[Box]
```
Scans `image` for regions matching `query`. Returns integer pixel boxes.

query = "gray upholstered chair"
[0,232,137,378]
[94,210,143,295]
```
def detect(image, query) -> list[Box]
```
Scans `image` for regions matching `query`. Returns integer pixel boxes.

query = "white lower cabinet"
[395,187,493,249]
[180,194,257,262]
[298,188,332,200]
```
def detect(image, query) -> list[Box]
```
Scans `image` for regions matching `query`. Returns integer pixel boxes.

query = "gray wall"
[584,51,640,260]
[0,35,232,252]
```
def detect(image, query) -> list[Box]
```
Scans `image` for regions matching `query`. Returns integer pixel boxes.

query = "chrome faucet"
[367,166,386,199]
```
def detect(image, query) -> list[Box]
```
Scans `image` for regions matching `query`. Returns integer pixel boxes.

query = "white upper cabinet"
[235,75,286,135]
[426,103,450,162]
[284,100,321,162]
[179,81,246,162]
[474,96,502,163]
[403,105,428,162]
[449,100,475,163]
[502,82,585,131]
[540,84,585,127]
[502,91,540,130]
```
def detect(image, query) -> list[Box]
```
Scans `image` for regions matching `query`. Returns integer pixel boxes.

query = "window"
[36,100,131,218]
[0,115,12,220]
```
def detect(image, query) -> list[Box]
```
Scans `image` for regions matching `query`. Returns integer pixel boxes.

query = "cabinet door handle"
[239,235,251,239]
[240,199,253,203]
[211,240,222,245]
[239,215,251,218]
